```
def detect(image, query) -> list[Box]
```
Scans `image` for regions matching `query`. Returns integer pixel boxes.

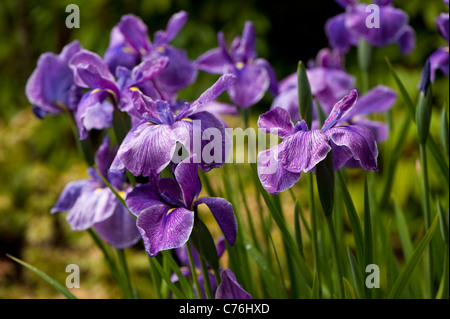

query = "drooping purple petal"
[325,125,378,171]
[94,199,140,249]
[227,63,270,108]
[137,205,194,257]
[257,107,294,138]
[26,52,76,114]
[215,269,252,299]
[125,177,162,217]
[66,186,117,231]
[104,27,140,73]
[50,179,93,213]
[117,122,178,176]
[342,85,396,120]
[397,25,416,55]
[277,126,331,173]
[174,157,202,208]
[128,56,170,87]
[75,89,114,140]
[257,145,301,194]
[194,197,237,246]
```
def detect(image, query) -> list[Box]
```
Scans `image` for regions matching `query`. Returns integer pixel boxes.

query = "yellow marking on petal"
[235,61,245,70]
[122,46,134,53]
[444,46,449,52]
[156,46,166,54]
[140,48,147,55]
[167,207,176,215]
[91,88,101,94]
[129,86,140,92]
[117,191,126,199]
[181,118,193,122]
[106,89,118,103]
[94,188,103,194]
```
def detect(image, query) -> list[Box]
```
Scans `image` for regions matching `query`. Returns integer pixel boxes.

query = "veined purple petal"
[118,14,151,55]
[325,125,378,171]
[117,121,178,176]
[278,128,331,173]
[190,74,237,112]
[227,63,270,108]
[196,48,230,74]
[215,269,252,299]
[257,145,301,194]
[125,178,162,217]
[174,157,202,208]
[94,198,140,249]
[342,85,396,120]
[137,205,194,257]
[76,89,114,140]
[51,179,93,213]
[59,40,82,62]
[430,46,449,81]
[322,89,358,131]
[194,197,237,246]
[67,186,117,231]
[257,107,294,138]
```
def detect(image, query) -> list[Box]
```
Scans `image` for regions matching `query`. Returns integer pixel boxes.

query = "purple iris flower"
[326,0,415,55]
[125,156,237,257]
[429,2,449,81]
[104,12,197,102]
[259,90,378,194]
[273,48,356,120]
[111,74,236,176]
[51,137,140,249]
[69,49,169,139]
[25,41,83,118]
[196,21,278,109]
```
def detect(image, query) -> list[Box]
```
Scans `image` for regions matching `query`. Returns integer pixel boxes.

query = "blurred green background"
[0,0,448,298]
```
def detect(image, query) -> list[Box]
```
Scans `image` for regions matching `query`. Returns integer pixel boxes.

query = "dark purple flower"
[326,0,415,55]
[104,12,197,102]
[69,49,169,139]
[215,269,252,299]
[125,156,237,257]
[259,90,378,194]
[112,74,236,176]
[51,137,140,249]
[26,41,83,118]
[196,21,278,109]
[430,8,449,81]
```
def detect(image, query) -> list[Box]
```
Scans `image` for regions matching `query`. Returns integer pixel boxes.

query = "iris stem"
[199,256,214,299]
[186,241,202,298]
[117,249,134,299]
[325,215,345,299]
[419,142,434,298]
[306,172,321,297]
